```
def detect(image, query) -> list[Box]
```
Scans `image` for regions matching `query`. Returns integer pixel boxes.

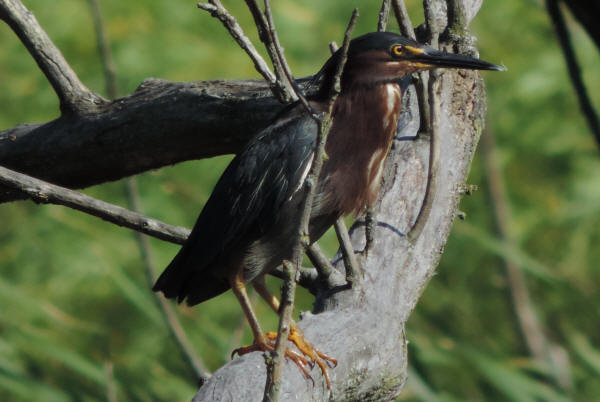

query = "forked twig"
[197,0,283,101]
[243,0,296,103]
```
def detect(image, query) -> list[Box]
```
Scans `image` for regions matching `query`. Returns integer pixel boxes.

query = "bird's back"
[153,105,319,305]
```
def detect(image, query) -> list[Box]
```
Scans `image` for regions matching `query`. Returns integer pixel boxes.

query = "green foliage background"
[1,0,599,401]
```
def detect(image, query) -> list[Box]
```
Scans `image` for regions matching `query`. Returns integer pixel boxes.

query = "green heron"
[153,31,503,386]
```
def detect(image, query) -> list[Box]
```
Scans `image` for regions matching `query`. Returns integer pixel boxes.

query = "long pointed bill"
[411,47,506,71]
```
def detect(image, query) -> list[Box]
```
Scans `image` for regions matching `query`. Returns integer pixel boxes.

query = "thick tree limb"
[0,78,287,203]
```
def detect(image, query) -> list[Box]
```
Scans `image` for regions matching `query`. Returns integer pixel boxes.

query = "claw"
[265,325,336,389]
[232,337,315,385]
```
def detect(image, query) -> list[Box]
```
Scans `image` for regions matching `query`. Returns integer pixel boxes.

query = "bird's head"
[311,32,505,98]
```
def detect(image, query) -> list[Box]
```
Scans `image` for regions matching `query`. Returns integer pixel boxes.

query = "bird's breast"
[318,83,402,216]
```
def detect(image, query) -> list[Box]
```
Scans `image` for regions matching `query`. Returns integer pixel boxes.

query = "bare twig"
[263,260,298,402]
[243,0,295,103]
[197,1,282,101]
[334,218,360,285]
[546,0,600,152]
[86,0,118,99]
[377,0,391,32]
[306,244,334,282]
[0,165,190,244]
[0,0,104,113]
[391,0,416,39]
[407,1,443,242]
[260,0,315,114]
[408,70,441,242]
[263,10,359,401]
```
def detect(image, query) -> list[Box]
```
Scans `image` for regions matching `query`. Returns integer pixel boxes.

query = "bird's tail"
[152,245,229,306]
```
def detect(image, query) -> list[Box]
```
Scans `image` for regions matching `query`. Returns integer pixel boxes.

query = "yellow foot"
[231,337,313,382]
[265,324,337,389]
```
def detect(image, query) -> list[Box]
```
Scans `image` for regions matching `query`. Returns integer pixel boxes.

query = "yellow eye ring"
[391,44,404,56]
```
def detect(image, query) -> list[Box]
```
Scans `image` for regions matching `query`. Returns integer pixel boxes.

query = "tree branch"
[0,0,105,114]
[0,78,292,204]
[0,165,190,244]
[377,0,391,32]
[244,0,296,103]
[546,0,600,152]
[392,0,416,39]
[197,0,278,97]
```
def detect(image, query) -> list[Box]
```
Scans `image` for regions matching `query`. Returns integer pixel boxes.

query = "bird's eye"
[391,44,404,56]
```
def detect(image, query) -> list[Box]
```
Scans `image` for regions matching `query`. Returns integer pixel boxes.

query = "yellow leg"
[230,272,265,343]
[253,275,338,388]
[229,273,311,376]
[252,275,280,312]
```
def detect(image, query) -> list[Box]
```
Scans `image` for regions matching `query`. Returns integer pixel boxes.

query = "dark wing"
[153,106,318,305]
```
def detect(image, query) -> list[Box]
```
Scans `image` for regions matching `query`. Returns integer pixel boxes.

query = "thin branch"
[263,260,298,402]
[306,244,334,283]
[197,1,282,99]
[407,1,443,241]
[86,0,118,99]
[546,0,600,151]
[377,0,391,32]
[260,0,314,115]
[0,165,190,245]
[263,10,359,400]
[408,69,441,242]
[334,218,360,285]
[392,0,416,39]
[0,0,104,114]
[243,0,295,103]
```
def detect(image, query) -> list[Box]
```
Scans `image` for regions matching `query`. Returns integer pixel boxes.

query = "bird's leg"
[229,274,311,378]
[253,277,337,388]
